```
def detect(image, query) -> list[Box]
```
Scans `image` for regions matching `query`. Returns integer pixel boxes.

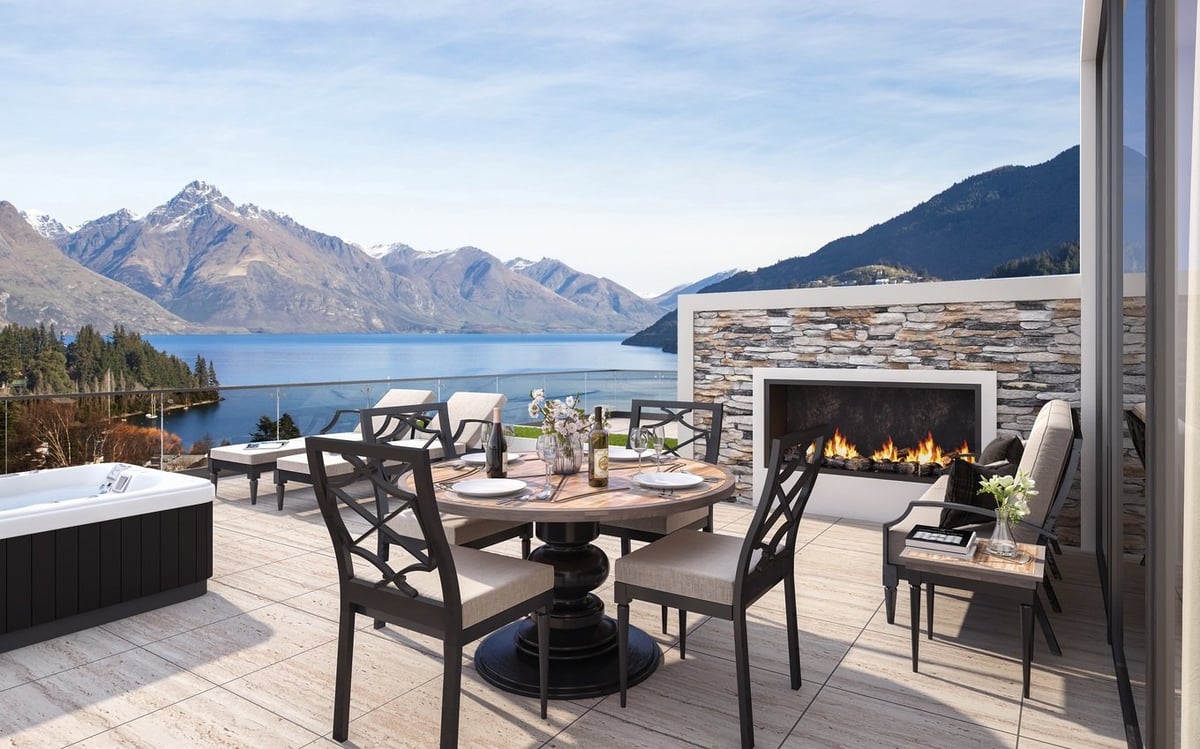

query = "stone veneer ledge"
[676,274,1147,551]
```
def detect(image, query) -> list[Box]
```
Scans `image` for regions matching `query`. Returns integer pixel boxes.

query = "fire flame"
[903,432,951,466]
[823,428,860,459]
[871,437,899,462]
[822,429,972,469]
[957,441,973,462]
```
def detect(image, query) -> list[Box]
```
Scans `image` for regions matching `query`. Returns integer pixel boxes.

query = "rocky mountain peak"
[145,180,235,227]
[19,209,76,240]
[505,256,541,272]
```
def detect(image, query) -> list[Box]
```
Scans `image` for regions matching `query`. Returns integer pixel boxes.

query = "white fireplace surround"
[750,368,998,522]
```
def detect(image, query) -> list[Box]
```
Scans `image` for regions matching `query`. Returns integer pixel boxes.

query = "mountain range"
[3,145,1085,339]
[624,146,1084,351]
[3,183,671,334]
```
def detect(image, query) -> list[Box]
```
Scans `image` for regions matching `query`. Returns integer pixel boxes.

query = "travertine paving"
[0,476,1140,748]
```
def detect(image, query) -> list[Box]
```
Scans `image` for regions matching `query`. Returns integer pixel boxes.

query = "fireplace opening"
[765,379,982,482]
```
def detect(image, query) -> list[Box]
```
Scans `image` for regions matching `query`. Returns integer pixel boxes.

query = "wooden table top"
[415,455,736,523]
[900,541,1045,588]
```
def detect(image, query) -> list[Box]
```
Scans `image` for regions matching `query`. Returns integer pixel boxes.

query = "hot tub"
[1,463,214,653]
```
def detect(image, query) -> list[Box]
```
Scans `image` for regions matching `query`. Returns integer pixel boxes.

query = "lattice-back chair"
[628,398,724,463]
[358,403,534,566]
[272,389,436,510]
[358,401,458,459]
[598,399,725,631]
[614,426,825,749]
[305,437,552,749]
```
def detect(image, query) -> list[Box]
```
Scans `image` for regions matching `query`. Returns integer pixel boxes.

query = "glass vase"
[986,513,1018,558]
[552,435,584,475]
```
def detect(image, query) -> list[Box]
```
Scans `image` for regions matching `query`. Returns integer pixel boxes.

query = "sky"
[1,1,1082,297]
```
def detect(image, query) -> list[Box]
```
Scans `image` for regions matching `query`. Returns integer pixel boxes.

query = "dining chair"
[358,403,534,560]
[614,426,825,749]
[598,399,724,631]
[305,437,553,749]
[272,388,435,509]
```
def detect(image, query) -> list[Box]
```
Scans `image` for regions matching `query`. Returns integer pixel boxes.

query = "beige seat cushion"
[390,546,553,627]
[615,530,745,606]
[282,434,454,480]
[1012,399,1075,539]
[358,389,436,434]
[209,437,306,466]
[604,507,709,536]
[388,509,526,548]
[438,392,507,449]
[280,434,364,478]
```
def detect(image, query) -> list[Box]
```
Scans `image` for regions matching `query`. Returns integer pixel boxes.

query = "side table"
[899,540,1061,698]
[209,438,307,505]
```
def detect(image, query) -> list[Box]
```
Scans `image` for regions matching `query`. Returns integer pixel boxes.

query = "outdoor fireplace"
[766,380,981,482]
[751,368,998,521]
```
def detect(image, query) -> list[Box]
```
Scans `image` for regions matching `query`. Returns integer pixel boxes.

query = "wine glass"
[651,427,667,467]
[630,427,656,475]
[534,434,559,499]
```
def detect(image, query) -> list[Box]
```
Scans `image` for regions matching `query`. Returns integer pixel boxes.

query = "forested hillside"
[0,324,220,470]
[0,323,217,395]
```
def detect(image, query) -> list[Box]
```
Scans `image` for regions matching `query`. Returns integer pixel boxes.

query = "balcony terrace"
[0,472,1141,748]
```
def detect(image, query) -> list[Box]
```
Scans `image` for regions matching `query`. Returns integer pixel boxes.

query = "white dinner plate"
[450,478,527,497]
[460,452,522,465]
[632,471,705,490]
[607,446,645,462]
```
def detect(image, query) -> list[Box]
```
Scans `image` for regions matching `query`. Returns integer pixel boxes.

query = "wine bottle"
[588,406,609,487]
[485,407,507,478]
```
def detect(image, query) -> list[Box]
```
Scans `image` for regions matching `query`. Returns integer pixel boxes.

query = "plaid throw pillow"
[939,458,1018,528]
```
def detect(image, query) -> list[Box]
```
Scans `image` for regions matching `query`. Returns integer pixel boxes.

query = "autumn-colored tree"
[19,398,107,467]
[103,422,182,466]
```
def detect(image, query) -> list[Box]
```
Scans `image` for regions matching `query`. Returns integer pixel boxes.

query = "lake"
[141,333,678,447]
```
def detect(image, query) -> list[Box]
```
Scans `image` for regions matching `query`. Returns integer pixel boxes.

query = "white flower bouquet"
[527,389,596,443]
[978,470,1038,524]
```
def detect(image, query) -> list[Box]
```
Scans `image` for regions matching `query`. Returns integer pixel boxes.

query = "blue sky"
[1,1,1081,296]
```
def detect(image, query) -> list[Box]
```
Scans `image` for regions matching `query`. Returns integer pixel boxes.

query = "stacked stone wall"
[691,296,1146,551]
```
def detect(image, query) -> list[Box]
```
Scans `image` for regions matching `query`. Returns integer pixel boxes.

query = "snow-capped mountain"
[46,181,668,333]
[19,209,77,240]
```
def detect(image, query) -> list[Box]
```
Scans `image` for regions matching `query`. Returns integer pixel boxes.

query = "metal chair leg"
[617,602,630,706]
[785,573,801,689]
[733,611,754,749]
[441,641,463,749]
[332,604,355,742]
[537,608,549,719]
[1043,572,1063,613]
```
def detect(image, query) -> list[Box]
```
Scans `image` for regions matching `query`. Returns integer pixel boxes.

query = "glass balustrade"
[0,369,675,473]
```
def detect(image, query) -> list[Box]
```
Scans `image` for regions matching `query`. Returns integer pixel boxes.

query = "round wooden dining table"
[422,453,735,700]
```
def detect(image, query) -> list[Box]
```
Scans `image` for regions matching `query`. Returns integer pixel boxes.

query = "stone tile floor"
[0,476,1143,748]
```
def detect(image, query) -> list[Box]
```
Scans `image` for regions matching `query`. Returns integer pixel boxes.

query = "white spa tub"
[1,462,215,653]
[0,462,215,539]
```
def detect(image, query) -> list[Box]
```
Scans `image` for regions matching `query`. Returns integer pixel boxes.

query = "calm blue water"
[141,333,677,447]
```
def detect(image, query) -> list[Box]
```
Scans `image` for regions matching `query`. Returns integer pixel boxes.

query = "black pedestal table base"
[473,520,663,699]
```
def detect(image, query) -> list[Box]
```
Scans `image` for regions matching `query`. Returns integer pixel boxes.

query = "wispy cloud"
[0,0,1080,295]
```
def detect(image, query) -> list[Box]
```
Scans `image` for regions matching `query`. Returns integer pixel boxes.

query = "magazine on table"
[244,441,289,450]
[905,524,978,556]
